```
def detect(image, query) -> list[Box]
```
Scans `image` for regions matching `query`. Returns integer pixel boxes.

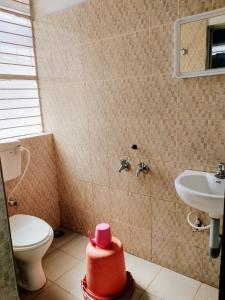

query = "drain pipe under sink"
[209,218,221,258]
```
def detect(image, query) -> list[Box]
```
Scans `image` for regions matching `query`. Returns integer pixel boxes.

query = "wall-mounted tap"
[119,160,131,173]
[136,162,150,177]
[215,163,225,179]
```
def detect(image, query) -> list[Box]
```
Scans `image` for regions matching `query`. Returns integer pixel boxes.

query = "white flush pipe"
[7,145,31,206]
[187,212,211,231]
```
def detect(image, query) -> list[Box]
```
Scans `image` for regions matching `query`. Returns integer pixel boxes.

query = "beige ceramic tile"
[93,184,112,223]
[202,250,221,288]
[139,292,161,300]
[177,120,208,166]
[101,0,124,38]
[179,0,212,17]
[52,229,78,249]
[175,242,203,282]
[212,0,225,9]
[60,235,89,260]
[108,154,129,192]
[125,30,150,77]
[149,0,178,28]
[126,254,161,290]
[207,120,225,164]
[152,198,176,240]
[124,0,149,33]
[43,249,80,282]
[194,283,219,300]
[33,284,75,300]
[152,236,177,271]
[55,262,86,299]
[150,120,177,162]
[129,226,152,261]
[19,281,52,300]
[147,268,201,300]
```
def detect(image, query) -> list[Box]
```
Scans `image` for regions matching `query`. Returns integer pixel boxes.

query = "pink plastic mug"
[88,223,112,249]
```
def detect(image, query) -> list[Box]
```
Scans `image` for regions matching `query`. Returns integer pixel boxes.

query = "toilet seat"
[9,214,53,250]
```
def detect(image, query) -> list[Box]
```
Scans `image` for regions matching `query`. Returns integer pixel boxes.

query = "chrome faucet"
[215,163,225,179]
[136,162,150,177]
[119,160,131,173]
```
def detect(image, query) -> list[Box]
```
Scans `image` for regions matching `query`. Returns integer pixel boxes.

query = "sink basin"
[175,170,225,219]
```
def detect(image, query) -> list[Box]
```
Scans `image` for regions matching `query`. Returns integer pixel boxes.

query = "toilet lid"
[9,214,52,248]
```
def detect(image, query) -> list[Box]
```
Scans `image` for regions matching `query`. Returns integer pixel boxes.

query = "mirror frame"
[174,8,225,78]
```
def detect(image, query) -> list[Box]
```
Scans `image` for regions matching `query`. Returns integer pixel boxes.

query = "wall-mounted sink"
[175,170,225,219]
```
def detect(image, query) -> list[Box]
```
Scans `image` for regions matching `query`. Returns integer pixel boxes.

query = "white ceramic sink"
[175,170,225,219]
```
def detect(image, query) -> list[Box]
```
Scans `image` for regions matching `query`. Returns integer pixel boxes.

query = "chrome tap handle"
[135,162,150,177]
[119,160,131,173]
[215,163,225,179]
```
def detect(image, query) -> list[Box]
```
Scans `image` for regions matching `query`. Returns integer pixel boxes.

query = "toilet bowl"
[9,214,53,291]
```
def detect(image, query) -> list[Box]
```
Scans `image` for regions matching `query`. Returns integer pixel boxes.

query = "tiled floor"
[19,229,219,300]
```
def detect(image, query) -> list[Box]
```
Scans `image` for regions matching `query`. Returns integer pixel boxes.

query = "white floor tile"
[55,262,86,299]
[147,268,201,300]
[194,283,219,300]
[126,254,161,290]
[60,235,89,260]
[33,284,77,300]
[43,249,80,281]
[19,281,52,300]
[140,291,162,300]
[52,229,78,249]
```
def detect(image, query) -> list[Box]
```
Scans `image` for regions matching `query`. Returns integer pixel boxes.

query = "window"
[0,0,42,139]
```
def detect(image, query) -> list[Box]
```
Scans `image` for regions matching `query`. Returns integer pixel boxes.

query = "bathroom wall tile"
[102,36,125,80]
[109,154,129,192]
[149,75,178,119]
[127,119,151,159]
[202,251,221,288]
[177,120,208,166]
[150,120,177,162]
[212,0,225,9]
[125,77,151,119]
[179,0,212,17]
[128,157,152,196]
[175,242,203,282]
[151,161,178,202]
[125,30,150,77]
[129,226,152,261]
[128,193,151,230]
[209,75,225,120]
[108,118,129,157]
[175,202,204,249]
[86,81,107,118]
[90,151,109,186]
[152,236,177,271]
[110,220,131,252]
[101,0,124,38]
[124,0,149,33]
[149,0,178,28]
[152,198,176,240]
[178,78,210,120]
[207,120,225,163]
[83,41,104,80]
[110,189,130,224]
[103,79,128,119]
[89,117,109,154]
[149,25,173,75]
[93,184,111,223]
[80,0,102,43]
[6,134,60,229]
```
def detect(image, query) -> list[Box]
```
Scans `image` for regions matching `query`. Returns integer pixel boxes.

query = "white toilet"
[9,214,53,291]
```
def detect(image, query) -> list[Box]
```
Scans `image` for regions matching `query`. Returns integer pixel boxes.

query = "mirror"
[174,8,225,78]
